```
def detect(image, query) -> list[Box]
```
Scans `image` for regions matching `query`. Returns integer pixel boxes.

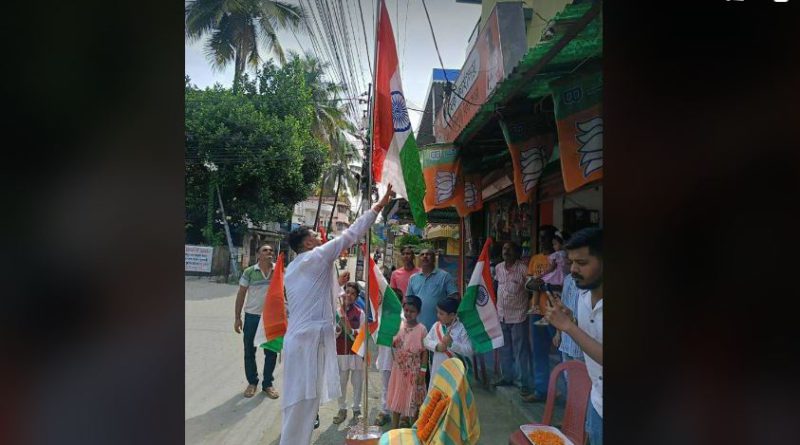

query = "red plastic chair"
[508,360,592,445]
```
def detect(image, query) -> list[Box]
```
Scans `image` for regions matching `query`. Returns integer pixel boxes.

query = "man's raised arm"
[316,185,395,263]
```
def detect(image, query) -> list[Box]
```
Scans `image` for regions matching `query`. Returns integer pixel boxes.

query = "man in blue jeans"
[491,242,533,398]
[234,244,279,399]
[523,226,558,402]
[546,228,603,445]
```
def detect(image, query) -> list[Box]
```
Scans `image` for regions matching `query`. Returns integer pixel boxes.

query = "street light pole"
[216,184,240,280]
[204,160,240,280]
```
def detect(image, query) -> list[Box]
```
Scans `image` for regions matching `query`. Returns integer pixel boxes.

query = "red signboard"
[434,8,503,143]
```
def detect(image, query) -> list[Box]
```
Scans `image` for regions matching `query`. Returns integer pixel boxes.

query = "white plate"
[518,424,575,445]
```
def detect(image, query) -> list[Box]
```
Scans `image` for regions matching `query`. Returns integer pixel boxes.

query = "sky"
[185,0,482,133]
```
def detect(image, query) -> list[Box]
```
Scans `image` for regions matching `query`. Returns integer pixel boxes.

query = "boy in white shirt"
[423,297,473,391]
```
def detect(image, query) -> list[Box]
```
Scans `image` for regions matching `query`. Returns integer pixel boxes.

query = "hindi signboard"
[185,245,214,273]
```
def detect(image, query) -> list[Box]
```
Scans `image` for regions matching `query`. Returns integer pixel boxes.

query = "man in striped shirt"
[491,242,533,398]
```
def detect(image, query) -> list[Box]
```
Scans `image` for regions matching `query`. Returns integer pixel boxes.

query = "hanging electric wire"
[357,0,374,77]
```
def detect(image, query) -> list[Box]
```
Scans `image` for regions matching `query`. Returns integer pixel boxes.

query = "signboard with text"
[185,245,213,273]
[434,2,527,143]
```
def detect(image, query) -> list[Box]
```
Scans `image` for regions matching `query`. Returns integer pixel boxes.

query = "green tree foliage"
[394,234,433,252]
[185,62,327,245]
[185,0,304,92]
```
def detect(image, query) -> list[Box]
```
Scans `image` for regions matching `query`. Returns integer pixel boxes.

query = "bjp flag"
[551,71,603,193]
[422,144,463,212]
[454,172,483,217]
[498,117,556,205]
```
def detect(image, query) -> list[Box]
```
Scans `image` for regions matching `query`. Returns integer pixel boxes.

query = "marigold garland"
[526,430,564,445]
[417,390,442,426]
[415,390,449,443]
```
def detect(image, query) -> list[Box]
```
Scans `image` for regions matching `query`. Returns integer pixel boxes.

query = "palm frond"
[257,14,285,64]
[205,21,236,71]
[257,0,303,31]
[185,0,228,40]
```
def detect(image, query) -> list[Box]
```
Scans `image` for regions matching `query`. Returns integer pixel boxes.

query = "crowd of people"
[231,184,603,445]
[492,224,603,445]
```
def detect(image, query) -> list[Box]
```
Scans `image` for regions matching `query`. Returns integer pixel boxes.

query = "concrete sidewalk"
[186,276,535,444]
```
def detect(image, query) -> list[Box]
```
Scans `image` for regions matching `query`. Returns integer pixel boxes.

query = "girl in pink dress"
[540,231,570,290]
[386,295,428,429]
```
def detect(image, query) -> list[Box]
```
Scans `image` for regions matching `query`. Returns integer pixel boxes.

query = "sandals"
[243,384,257,398]
[333,409,348,424]
[262,386,279,399]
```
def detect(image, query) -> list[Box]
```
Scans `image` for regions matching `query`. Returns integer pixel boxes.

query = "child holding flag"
[386,295,428,429]
[374,288,402,427]
[333,282,365,424]
[424,297,474,391]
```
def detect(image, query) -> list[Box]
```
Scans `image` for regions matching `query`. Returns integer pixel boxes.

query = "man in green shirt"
[235,244,279,399]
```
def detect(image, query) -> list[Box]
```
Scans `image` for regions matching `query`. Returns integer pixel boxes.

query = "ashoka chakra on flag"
[391,91,411,132]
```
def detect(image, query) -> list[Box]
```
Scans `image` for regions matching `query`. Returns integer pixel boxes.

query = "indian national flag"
[372,0,427,228]
[351,251,403,357]
[457,238,504,354]
[254,252,286,353]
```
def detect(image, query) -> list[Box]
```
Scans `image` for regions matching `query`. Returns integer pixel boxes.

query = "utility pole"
[216,184,240,280]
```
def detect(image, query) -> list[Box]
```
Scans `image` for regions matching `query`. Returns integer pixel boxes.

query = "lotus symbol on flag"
[464,181,477,208]
[520,146,545,192]
[391,91,411,132]
[435,171,456,204]
[576,116,603,177]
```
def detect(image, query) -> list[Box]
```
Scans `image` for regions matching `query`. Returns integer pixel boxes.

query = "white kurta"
[375,345,393,371]
[281,209,379,410]
[423,319,473,391]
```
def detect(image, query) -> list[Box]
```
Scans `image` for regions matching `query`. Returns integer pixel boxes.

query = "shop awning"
[457,1,602,147]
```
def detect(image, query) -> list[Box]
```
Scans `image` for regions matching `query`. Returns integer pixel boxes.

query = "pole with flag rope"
[351,0,381,438]
[362,0,380,432]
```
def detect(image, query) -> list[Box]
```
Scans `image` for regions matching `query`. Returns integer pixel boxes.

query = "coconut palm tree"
[325,133,362,233]
[289,52,362,229]
[289,52,356,141]
[185,0,304,92]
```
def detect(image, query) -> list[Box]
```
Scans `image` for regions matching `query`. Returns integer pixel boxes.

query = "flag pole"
[359,0,382,431]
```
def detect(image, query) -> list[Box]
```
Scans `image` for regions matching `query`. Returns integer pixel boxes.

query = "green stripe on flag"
[457,286,494,354]
[375,287,403,347]
[399,133,427,228]
[260,336,283,353]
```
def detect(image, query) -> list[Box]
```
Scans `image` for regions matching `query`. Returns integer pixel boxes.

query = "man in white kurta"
[279,186,393,445]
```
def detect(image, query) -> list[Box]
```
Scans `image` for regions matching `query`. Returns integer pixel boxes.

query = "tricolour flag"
[457,238,504,354]
[352,249,403,357]
[498,116,556,205]
[372,0,427,228]
[254,252,286,353]
[551,70,603,193]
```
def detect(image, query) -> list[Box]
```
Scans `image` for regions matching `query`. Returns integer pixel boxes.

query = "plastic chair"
[508,360,592,445]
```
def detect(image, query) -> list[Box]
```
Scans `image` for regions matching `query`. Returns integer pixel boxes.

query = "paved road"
[185,256,532,444]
